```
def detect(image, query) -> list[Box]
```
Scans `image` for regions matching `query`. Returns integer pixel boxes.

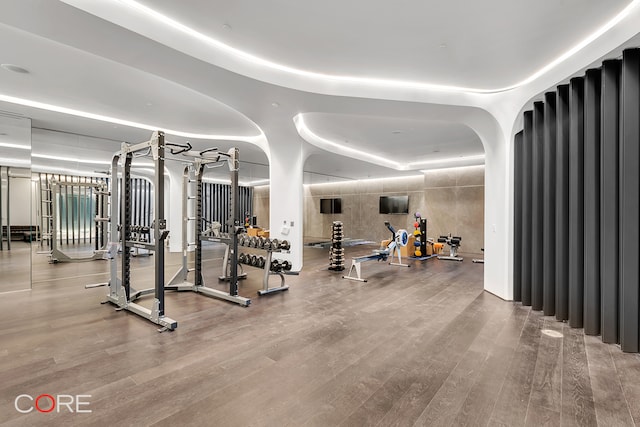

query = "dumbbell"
[263,238,272,251]
[239,253,247,264]
[270,239,279,250]
[279,240,291,251]
[239,235,246,246]
[270,259,281,271]
[281,260,292,271]
[250,255,258,266]
[257,256,266,268]
[258,237,266,249]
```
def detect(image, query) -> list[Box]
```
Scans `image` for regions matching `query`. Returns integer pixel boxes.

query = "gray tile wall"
[253,166,484,254]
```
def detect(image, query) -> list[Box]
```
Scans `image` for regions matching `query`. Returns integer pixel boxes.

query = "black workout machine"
[342,221,410,282]
[437,234,463,262]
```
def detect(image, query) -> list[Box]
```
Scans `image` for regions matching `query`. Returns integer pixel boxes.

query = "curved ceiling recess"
[0,22,265,147]
[294,113,485,171]
[62,0,637,94]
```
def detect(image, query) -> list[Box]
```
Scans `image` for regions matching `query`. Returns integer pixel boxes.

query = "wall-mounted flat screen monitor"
[379,195,409,214]
[320,198,342,214]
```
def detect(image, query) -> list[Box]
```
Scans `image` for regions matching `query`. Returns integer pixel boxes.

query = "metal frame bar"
[0,166,4,251]
[6,167,10,251]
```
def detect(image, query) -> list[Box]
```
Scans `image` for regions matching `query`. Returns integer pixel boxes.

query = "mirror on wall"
[0,114,32,293]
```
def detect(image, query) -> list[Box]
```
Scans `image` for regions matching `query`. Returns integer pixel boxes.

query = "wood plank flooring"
[0,243,639,426]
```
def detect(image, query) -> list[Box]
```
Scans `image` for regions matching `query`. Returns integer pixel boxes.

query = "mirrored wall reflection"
[0,114,32,293]
[31,129,120,277]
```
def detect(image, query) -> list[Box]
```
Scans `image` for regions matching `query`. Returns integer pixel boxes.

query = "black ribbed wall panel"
[521,111,534,306]
[513,131,524,302]
[583,68,602,335]
[542,92,557,316]
[531,102,545,311]
[555,85,570,321]
[600,59,622,344]
[568,77,585,329]
[202,183,253,233]
[620,48,640,353]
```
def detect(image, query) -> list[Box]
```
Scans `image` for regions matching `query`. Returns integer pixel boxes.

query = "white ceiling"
[116,0,629,89]
[301,113,483,164]
[0,0,637,183]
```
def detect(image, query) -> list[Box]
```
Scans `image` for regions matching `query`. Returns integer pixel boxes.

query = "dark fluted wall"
[583,68,601,336]
[555,84,570,322]
[568,77,584,329]
[513,47,640,352]
[542,92,556,316]
[600,59,621,344]
[513,131,523,303]
[531,102,545,311]
[521,112,533,306]
[620,49,640,353]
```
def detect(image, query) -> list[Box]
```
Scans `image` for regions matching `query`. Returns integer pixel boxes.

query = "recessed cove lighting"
[0,93,266,145]
[1,64,29,74]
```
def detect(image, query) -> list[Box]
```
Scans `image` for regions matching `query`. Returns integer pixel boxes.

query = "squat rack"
[47,179,109,263]
[102,131,177,331]
[167,147,250,307]
[100,131,250,331]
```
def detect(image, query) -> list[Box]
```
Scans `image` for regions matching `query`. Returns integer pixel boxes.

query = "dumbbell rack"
[130,225,152,257]
[238,234,290,295]
[329,221,344,271]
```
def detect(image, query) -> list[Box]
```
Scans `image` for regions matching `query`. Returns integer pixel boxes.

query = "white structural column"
[483,133,512,300]
[268,137,306,271]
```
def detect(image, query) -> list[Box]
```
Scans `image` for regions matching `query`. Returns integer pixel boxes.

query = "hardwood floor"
[0,243,639,426]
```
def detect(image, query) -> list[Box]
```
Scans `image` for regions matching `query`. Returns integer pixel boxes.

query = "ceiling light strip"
[408,154,485,168]
[0,93,264,143]
[32,153,110,165]
[294,115,402,170]
[0,142,31,150]
[107,0,638,93]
